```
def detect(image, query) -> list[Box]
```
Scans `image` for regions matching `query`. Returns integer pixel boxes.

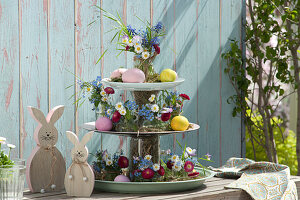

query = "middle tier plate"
[82,122,200,137]
[101,78,185,91]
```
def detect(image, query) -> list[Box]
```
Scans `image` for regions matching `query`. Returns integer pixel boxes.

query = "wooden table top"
[23,176,300,200]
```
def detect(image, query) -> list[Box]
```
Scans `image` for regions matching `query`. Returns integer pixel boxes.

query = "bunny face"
[71,144,88,163]
[38,125,58,147]
[66,131,94,163]
[28,105,64,147]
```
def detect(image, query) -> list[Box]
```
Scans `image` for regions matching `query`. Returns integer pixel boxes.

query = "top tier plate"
[101,78,185,91]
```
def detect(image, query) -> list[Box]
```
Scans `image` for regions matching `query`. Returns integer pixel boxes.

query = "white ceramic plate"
[82,122,200,137]
[101,78,185,91]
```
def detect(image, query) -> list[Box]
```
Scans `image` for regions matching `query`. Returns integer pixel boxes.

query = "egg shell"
[95,117,113,131]
[122,68,145,83]
[114,175,131,182]
[110,68,128,79]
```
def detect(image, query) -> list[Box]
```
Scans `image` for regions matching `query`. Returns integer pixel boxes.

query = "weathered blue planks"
[0,0,244,168]
[19,0,49,159]
[0,0,20,158]
[75,0,102,163]
[196,0,222,167]
[219,0,242,163]
[49,0,75,166]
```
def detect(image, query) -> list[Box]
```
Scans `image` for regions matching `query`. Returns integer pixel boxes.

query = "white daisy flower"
[144,155,152,161]
[186,147,197,156]
[153,163,160,171]
[132,35,142,45]
[100,91,106,96]
[134,42,140,47]
[115,102,124,111]
[7,144,16,149]
[120,109,126,116]
[106,159,113,166]
[0,137,6,142]
[101,97,108,102]
[135,45,143,54]
[142,51,150,59]
[171,155,179,162]
[173,161,182,171]
[148,94,155,102]
[151,104,159,112]
[102,152,109,161]
[107,109,112,115]
[128,39,134,47]
[122,35,129,44]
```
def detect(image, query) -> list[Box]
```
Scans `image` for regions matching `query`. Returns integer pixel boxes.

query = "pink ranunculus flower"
[184,161,194,172]
[141,168,155,179]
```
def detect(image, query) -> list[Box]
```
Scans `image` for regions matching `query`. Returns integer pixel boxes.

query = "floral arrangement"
[96,8,165,82]
[75,76,115,112]
[76,76,191,132]
[92,145,212,182]
[92,150,129,181]
[0,137,16,167]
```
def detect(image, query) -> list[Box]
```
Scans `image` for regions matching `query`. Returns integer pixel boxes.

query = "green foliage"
[0,151,13,167]
[246,110,297,175]
[222,0,297,164]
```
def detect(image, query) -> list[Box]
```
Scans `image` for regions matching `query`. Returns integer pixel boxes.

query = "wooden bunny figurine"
[64,131,94,197]
[26,105,66,193]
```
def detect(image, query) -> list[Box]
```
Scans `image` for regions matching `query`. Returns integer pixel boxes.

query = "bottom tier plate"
[94,168,215,194]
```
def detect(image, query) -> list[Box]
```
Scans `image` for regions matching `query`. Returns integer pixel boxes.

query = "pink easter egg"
[122,68,145,83]
[114,175,131,182]
[110,68,128,79]
[95,117,113,131]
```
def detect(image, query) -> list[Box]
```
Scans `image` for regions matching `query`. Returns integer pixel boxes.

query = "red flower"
[118,156,129,168]
[125,45,130,51]
[104,87,115,94]
[141,168,155,179]
[188,171,200,178]
[157,166,165,176]
[112,111,121,123]
[161,113,171,121]
[179,94,190,100]
[166,160,174,170]
[153,44,160,54]
[184,161,194,172]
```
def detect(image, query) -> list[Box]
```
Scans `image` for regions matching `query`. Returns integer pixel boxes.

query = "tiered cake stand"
[83,78,215,194]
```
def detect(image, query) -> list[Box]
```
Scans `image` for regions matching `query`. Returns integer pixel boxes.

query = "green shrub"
[246,113,297,175]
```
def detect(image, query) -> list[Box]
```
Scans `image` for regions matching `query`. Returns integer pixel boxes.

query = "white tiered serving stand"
[83,78,215,194]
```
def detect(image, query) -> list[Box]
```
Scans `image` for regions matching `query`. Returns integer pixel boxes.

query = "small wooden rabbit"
[64,131,94,197]
[26,105,66,193]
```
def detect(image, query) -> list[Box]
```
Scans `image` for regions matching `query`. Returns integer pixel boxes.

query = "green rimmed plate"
[94,168,215,194]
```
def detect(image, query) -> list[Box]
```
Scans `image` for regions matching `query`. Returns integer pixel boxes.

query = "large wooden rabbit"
[65,131,94,197]
[26,105,66,193]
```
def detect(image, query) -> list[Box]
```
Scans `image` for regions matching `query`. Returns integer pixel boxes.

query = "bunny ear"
[47,105,64,125]
[66,131,79,146]
[27,106,47,125]
[80,131,94,146]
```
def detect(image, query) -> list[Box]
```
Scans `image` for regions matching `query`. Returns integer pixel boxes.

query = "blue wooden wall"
[0,0,244,168]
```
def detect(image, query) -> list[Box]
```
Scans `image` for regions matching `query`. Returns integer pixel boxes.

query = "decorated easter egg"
[171,116,189,131]
[160,69,177,82]
[95,117,113,131]
[122,68,145,83]
[110,68,128,79]
[114,175,131,182]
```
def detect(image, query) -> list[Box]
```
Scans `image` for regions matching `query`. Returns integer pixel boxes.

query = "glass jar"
[0,164,26,200]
